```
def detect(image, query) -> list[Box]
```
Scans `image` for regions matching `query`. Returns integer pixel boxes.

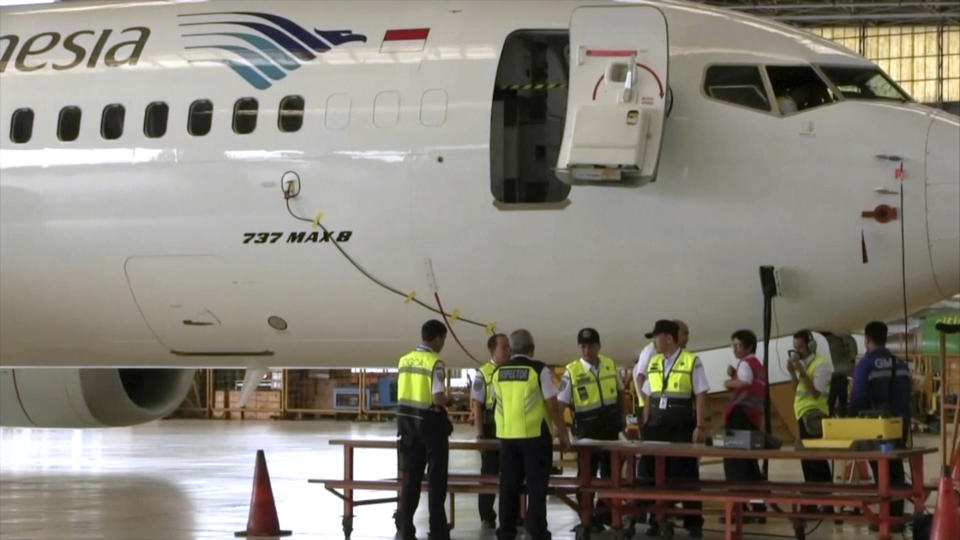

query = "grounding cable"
[281,172,489,364]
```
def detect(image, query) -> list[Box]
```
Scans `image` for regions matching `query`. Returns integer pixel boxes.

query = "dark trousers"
[640,414,703,530]
[397,414,450,540]
[828,373,848,417]
[479,445,500,522]
[498,434,552,540]
[722,407,765,513]
[797,416,832,515]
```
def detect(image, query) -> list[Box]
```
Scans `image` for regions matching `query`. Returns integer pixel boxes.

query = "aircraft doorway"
[490,31,571,206]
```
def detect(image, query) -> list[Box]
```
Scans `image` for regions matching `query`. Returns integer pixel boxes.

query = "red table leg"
[610,450,623,528]
[655,455,666,524]
[579,448,593,527]
[909,454,925,516]
[724,501,733,540]
[878,457,891,540]
[344,444,355,537]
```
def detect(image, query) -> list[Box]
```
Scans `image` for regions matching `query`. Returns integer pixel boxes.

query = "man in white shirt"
[633,320,689,424]
[470,333,510,527]
[640,320,709,538]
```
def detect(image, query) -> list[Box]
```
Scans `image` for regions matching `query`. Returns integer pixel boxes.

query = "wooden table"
[310,437,935,540]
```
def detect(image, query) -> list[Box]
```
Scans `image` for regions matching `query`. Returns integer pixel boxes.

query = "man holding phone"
[787,330,834,516]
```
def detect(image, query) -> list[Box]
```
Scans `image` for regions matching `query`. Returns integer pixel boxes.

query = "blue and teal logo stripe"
[179,12,366,89]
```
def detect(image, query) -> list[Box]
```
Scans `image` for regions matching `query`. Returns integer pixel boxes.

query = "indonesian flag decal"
[380,28,430,53]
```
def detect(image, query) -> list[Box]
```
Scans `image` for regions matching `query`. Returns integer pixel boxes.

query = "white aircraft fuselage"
[0,0,957,426]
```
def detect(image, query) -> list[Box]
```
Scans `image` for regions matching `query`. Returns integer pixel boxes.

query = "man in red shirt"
[722,329,767,522]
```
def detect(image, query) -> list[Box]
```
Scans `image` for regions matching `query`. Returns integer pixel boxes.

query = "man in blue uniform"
[849,320,911,528]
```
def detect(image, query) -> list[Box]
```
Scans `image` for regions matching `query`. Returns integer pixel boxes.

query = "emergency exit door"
[556,6,668,185]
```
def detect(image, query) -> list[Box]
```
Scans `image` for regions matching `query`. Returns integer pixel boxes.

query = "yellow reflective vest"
[793,354,829,419]
[479,361,497,410]
[493,356,552,439]
[647,350,697,400]
[565,355,622,437]
[478,361,497,437]
[397,348,438,417]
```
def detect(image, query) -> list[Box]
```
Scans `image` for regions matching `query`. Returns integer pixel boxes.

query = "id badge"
[659,397,667,409]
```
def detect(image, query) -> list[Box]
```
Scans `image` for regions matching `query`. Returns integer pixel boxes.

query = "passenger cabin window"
[765,66,836,114]
[9,108,34,143]
[490,30,571,205]
[818,66,910,102]
[100,104,125,140]
[188,99,213,136]
[144,102,169,138]
[57,106,81,142]
[703,65,771,111]
[233,97,258,135]
[278,95,304,132]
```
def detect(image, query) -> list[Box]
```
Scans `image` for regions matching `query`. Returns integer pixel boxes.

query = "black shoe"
[482,519,497,529]
[687,525,703,538]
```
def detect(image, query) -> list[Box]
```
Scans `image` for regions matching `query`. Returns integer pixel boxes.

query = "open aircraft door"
[557,6,668,185]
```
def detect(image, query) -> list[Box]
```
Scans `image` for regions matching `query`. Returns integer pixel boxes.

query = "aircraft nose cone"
[925,115,960,297]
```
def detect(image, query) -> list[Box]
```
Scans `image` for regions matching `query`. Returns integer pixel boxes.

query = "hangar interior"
[1,1,959,540]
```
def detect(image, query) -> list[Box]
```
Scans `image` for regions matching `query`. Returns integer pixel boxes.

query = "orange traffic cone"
[930,467,959,540]
[235,450,292,537]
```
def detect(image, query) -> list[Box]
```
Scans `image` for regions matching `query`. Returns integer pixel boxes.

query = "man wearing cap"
[640,319,709,538]
[471,332,510,528]
[558,328,625,529]
[634,320,689,426]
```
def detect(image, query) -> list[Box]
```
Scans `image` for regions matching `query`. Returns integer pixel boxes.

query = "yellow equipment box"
[822,417,902,439]
[800,417,902,450]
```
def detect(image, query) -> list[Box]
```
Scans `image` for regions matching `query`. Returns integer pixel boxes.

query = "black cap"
[644,319,679,340]
[577,328,600,345]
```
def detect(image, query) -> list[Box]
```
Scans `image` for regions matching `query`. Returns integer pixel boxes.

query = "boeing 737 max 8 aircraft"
[0,0,957,426]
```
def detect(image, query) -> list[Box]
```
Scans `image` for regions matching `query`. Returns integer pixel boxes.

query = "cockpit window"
[703,65,771,111]
[818,65,911,102]
[765,65,837,114]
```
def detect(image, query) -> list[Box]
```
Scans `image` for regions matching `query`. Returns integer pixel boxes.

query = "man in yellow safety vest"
[471,332,510,528]
[490,329,570,540]
[787,329,834,520]
[558,328,624,529]
[396,319,452,540]
[640,319,709,538]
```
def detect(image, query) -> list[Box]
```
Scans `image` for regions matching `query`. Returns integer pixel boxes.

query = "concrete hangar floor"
[0,420,947,539]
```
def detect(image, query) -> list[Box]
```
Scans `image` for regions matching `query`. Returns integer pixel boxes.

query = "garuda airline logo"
[179,12,366,89]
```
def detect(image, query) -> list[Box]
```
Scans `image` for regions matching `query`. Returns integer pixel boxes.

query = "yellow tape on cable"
[311,212,323,230]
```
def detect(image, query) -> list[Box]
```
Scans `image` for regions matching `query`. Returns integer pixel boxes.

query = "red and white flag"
[380,28,430,53]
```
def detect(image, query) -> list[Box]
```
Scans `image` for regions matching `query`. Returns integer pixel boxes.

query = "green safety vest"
[647,350,697,400]
[793,354,829,419]
[565,355,622,436]
[479,361,497,410]
[397,348,438,417]
[492,356,552,439]
[478,361,497,437]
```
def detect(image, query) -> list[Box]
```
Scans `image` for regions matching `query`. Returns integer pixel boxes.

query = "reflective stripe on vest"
[397,349,438,414]
[565,354,619,413]
[647,350,696,399]
[793,354,829,419]
[479,361,497,410]
[493,357,551,439]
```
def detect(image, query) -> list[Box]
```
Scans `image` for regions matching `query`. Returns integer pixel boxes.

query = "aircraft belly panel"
[124,255,267,354]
